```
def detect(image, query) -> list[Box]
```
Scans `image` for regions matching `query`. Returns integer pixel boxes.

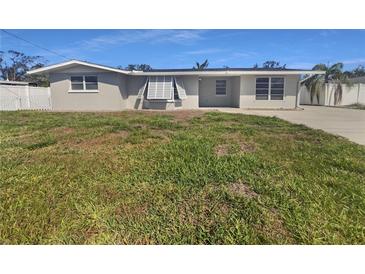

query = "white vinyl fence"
[300,83,365,106]
[0,85,52,111]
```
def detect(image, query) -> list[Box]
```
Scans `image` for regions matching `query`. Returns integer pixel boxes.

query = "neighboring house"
[349,76,365,84]
[0,80,33,86]
[27,60,323,111]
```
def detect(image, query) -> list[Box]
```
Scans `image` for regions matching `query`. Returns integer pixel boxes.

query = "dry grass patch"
[215,144,230,157]
[215,132,256,156]
[169,110,205,122]
[51,127,75,135]
[256,208,294,244]
[70,131,129,151]
[228,182,259,198]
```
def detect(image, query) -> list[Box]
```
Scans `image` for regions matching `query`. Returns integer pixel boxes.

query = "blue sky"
[1,29,364,70]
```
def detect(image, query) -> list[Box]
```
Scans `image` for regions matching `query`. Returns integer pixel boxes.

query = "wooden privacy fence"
[0,85,52,111]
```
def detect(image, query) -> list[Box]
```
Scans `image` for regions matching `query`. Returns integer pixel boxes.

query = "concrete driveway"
[215,106,365,145]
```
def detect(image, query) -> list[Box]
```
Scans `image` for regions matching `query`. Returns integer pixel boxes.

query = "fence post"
[357,83,360,104]
[47,87,52,110]
[26,85,31,109]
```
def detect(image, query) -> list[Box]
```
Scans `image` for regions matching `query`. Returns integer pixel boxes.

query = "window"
[85,76,98,90]
[216,80,226,95]
[270,77,284,100]
[255,77,284,100]
[256,77,269,100]
[71,76,84,90]
[70,76,98,91]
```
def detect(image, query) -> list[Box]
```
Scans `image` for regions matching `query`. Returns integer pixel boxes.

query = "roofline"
[0,80,30,85]
[27,60,130,75]
[27,59,325,76]
[130,70,325,76]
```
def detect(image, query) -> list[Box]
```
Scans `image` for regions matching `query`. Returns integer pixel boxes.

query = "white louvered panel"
[174,77,187,99]
[147,76,173,100]
[137,78,148,99]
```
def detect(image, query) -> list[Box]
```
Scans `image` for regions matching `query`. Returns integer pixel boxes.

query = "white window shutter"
[147,76,173,100]
[137,77,148,99]
[174,77,187,99]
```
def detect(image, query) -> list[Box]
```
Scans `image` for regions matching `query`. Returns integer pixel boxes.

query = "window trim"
[215,79,227,96]
[69,75,99,93]
[255,76,285,101]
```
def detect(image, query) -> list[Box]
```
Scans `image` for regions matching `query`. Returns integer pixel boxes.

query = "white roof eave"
[27,60,131,75]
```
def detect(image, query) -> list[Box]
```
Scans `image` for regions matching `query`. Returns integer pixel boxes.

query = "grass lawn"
[0,110,364,244]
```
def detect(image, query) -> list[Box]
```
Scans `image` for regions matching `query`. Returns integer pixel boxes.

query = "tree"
[350,65,365,78]
[0,50,48,86]
[262,61,286,69]
[122,64,152,71]
[302,63,350,105]
[252,61,286,69]
[193,59,209,70]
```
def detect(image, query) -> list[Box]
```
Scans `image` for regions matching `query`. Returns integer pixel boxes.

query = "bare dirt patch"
[219,132,256,155]
[169,110,205,122]
[239,142,255,153]
[52,127,75,135]
[72,131,129,150]
[257,208,294,243]
[228,182,259,198]
[215,144,230,156]
[123,110,205,122]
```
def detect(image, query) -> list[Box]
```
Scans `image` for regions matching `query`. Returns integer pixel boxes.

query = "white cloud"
[319,30,338,37]
[285,62,316,69]
[78,30,206,51]
[213,51,258,64]
[184,48,226,55]
[342,58,365,65]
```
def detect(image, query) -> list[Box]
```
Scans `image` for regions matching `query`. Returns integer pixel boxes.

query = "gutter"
[130,70,326,76]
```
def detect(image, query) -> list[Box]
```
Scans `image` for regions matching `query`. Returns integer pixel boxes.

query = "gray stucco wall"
[231,76,241,108]
[126,75,199,110]
[126,75,147,109]
[239,75,300,109]
[180,75,199,109]
[49,65,128,111]
[199,77,233,107]
[48,65,301,111]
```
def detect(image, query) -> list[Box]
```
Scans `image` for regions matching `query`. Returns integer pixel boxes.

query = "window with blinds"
[270,77,284,100]
[255,77,269,100]
[216,80,227,95]
[255,77,284,100]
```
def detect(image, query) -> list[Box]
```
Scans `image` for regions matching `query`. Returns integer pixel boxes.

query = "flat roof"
[145,67,314,72]
[0,80,30,85]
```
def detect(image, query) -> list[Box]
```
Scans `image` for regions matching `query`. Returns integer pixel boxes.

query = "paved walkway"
[213,106,365,145]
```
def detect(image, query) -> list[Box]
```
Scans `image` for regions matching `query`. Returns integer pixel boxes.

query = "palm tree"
[302,63,350,105]
[193,59,209,70]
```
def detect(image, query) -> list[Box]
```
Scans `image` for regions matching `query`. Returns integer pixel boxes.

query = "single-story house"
[27,60,324,111]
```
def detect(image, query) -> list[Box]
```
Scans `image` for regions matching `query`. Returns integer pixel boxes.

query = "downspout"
[296,80,301,109]
[357,83,360,104]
